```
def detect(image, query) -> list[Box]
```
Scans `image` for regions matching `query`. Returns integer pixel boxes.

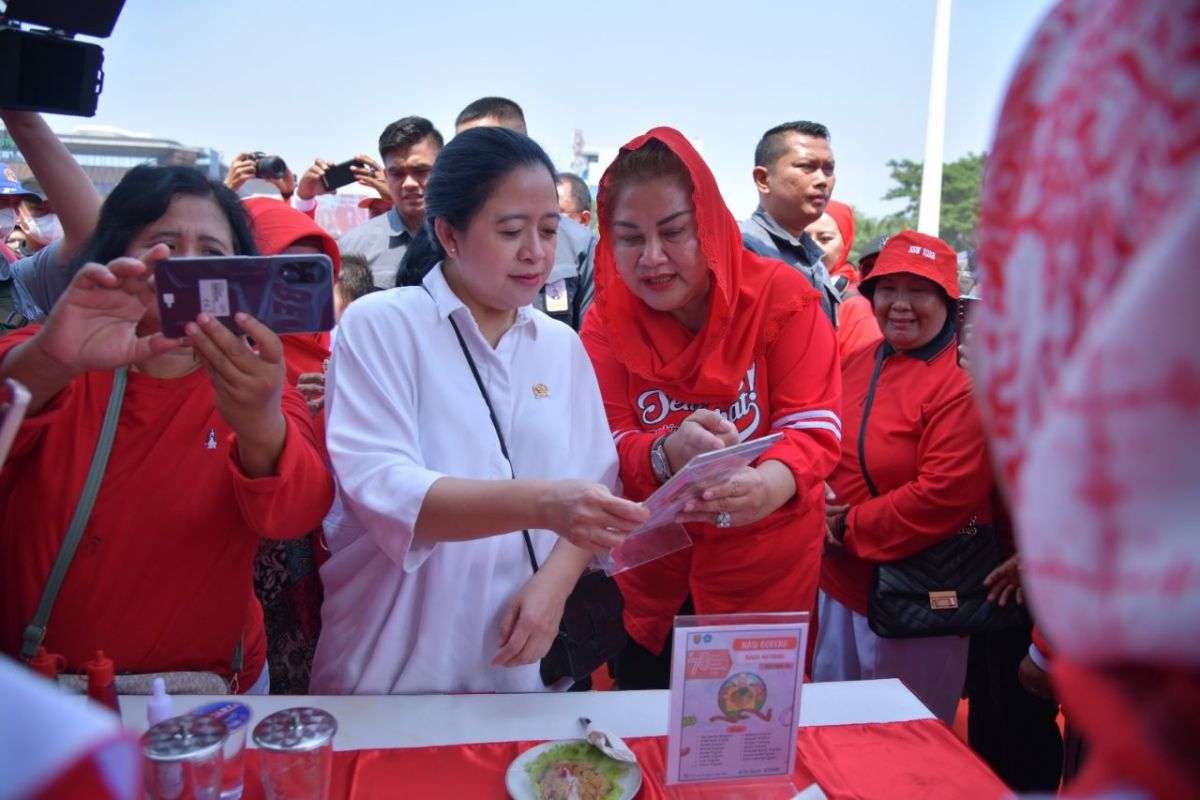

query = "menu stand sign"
[664,613,812,799]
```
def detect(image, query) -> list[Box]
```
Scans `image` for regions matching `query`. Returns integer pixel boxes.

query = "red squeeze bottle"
[29,647,66,679]
[84,650,120,714]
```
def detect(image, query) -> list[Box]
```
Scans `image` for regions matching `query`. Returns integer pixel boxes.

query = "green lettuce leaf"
[524,740,628,800]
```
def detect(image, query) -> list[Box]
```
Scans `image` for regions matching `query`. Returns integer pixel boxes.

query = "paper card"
[666,613,808,786]
[634,433,783,534]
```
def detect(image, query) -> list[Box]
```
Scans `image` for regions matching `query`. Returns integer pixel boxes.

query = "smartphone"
[320,158,369,192]
[155,254,335,338]
[955,295,978,367]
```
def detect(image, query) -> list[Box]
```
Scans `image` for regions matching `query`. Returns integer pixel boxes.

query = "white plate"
[506,739,643,800]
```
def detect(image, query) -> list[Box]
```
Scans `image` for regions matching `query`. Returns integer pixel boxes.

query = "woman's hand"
[33,243,178,375]
[296,371,325,415]
[662,409,739,473]
[984,553,1023,607]
[822,482,849,553]
[185,311,287,478]
[676,460,798,528]
[539,480,649,553]
[492,565,576,668]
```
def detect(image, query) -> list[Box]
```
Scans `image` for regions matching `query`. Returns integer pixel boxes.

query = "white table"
[119,678,933,750]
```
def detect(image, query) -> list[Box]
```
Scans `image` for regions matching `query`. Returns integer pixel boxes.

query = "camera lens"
[255,155,288,180]
[280,265,301,282]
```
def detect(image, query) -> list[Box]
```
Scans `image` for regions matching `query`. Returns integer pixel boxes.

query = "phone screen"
[155,254,336,338]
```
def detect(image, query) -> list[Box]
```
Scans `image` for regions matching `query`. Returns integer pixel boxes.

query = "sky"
[32,0,1057,220]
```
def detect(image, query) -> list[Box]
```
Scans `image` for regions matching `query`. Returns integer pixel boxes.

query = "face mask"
[24,213,63,246]
[0,208,16,238]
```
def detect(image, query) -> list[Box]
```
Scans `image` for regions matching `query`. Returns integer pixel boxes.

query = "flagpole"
[918,0,952,235]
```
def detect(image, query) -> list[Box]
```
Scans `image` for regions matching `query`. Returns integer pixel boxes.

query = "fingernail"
[197,312,211,325]
[235,312,248,323]
[184,323,199,337]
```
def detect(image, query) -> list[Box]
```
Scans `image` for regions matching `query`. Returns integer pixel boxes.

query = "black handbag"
[866,517,1027,639]
[854,361,1025,639]
[446,313,627,685]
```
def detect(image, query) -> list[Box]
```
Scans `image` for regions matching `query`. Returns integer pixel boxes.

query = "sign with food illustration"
[666,614,808,786]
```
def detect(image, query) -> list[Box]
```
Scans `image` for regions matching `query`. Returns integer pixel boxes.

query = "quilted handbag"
[867,518,1027,639]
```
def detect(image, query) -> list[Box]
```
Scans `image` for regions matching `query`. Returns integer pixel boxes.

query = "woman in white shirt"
[310,128,649,694]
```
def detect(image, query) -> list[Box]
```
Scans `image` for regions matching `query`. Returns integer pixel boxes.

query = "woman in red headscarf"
[581,128,841,688]
[806,199,857,293]
[806,200,880,359]
[243,197,339,693]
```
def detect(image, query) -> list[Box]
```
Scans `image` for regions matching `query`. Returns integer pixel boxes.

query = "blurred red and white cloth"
[0,656,139,799]
[975,0,1200,796]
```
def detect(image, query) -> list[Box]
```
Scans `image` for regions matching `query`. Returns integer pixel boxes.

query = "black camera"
[248,152,288,181]
[0,0,125,117]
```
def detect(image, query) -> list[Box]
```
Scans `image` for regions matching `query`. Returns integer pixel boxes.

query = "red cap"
[860,230,960,300]
[83,650,115,685]
[29,647,66,678]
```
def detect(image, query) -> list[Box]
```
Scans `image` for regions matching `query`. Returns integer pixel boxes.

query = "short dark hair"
[556,172,591,214]
[337,252,378,305]
[76,165,256,269]
[455,97,527,134]
[754,121,831,168]
[378,116,444,159]
[397,127,556,286]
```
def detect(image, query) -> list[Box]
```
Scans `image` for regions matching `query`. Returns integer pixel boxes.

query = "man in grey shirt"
[304,116,443,289]
[455,97,595,330]
[739,121,840,324]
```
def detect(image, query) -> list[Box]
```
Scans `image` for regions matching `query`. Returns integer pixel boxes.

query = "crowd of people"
[3,2,1199,793]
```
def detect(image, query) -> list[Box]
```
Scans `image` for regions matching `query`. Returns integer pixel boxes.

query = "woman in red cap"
[582,127,842,688]
[814,230,993,723]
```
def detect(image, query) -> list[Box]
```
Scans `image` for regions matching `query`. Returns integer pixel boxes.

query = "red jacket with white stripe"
[821,321,993,615]
[583,301,842,652]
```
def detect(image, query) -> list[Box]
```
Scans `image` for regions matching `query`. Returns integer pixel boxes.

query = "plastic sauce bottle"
[83,650,120,714]
[147,677,173,726]
[29,646,66,679]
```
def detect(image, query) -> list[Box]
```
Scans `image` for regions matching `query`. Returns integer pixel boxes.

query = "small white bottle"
[146,677,173,726]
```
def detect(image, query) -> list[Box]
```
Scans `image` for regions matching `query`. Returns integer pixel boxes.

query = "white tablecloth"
[119,678,932,751]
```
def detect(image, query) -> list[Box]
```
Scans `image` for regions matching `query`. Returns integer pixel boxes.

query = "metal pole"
[918,0,952,235]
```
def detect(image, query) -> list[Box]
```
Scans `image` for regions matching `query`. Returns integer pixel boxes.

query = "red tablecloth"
[238,718,1007,799]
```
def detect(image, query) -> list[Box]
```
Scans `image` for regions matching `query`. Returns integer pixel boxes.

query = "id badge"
[544,279,569,313]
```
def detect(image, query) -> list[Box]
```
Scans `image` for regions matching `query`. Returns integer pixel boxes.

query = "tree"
[847,209,908,266]
[881,152,986,252]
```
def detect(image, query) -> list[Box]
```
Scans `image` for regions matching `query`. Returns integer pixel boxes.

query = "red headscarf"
[243,197,340,382]
[975,1,1200,795]
[591,127,819,397]
[824,199,857,286]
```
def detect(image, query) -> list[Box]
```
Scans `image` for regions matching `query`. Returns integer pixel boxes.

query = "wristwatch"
[650,434,672,484]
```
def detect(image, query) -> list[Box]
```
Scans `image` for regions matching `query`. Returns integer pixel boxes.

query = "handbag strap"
[856,344,891,499]
[445,312,541,575]
[21,366,128,661]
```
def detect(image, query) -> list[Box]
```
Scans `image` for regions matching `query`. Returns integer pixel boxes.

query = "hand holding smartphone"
[155,254,336,338]
[320,158,371,192]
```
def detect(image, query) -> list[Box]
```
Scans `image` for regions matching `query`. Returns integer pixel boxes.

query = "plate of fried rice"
[506,739,642,800]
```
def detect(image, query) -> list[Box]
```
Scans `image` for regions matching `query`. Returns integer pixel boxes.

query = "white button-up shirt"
[310,264,620,694]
